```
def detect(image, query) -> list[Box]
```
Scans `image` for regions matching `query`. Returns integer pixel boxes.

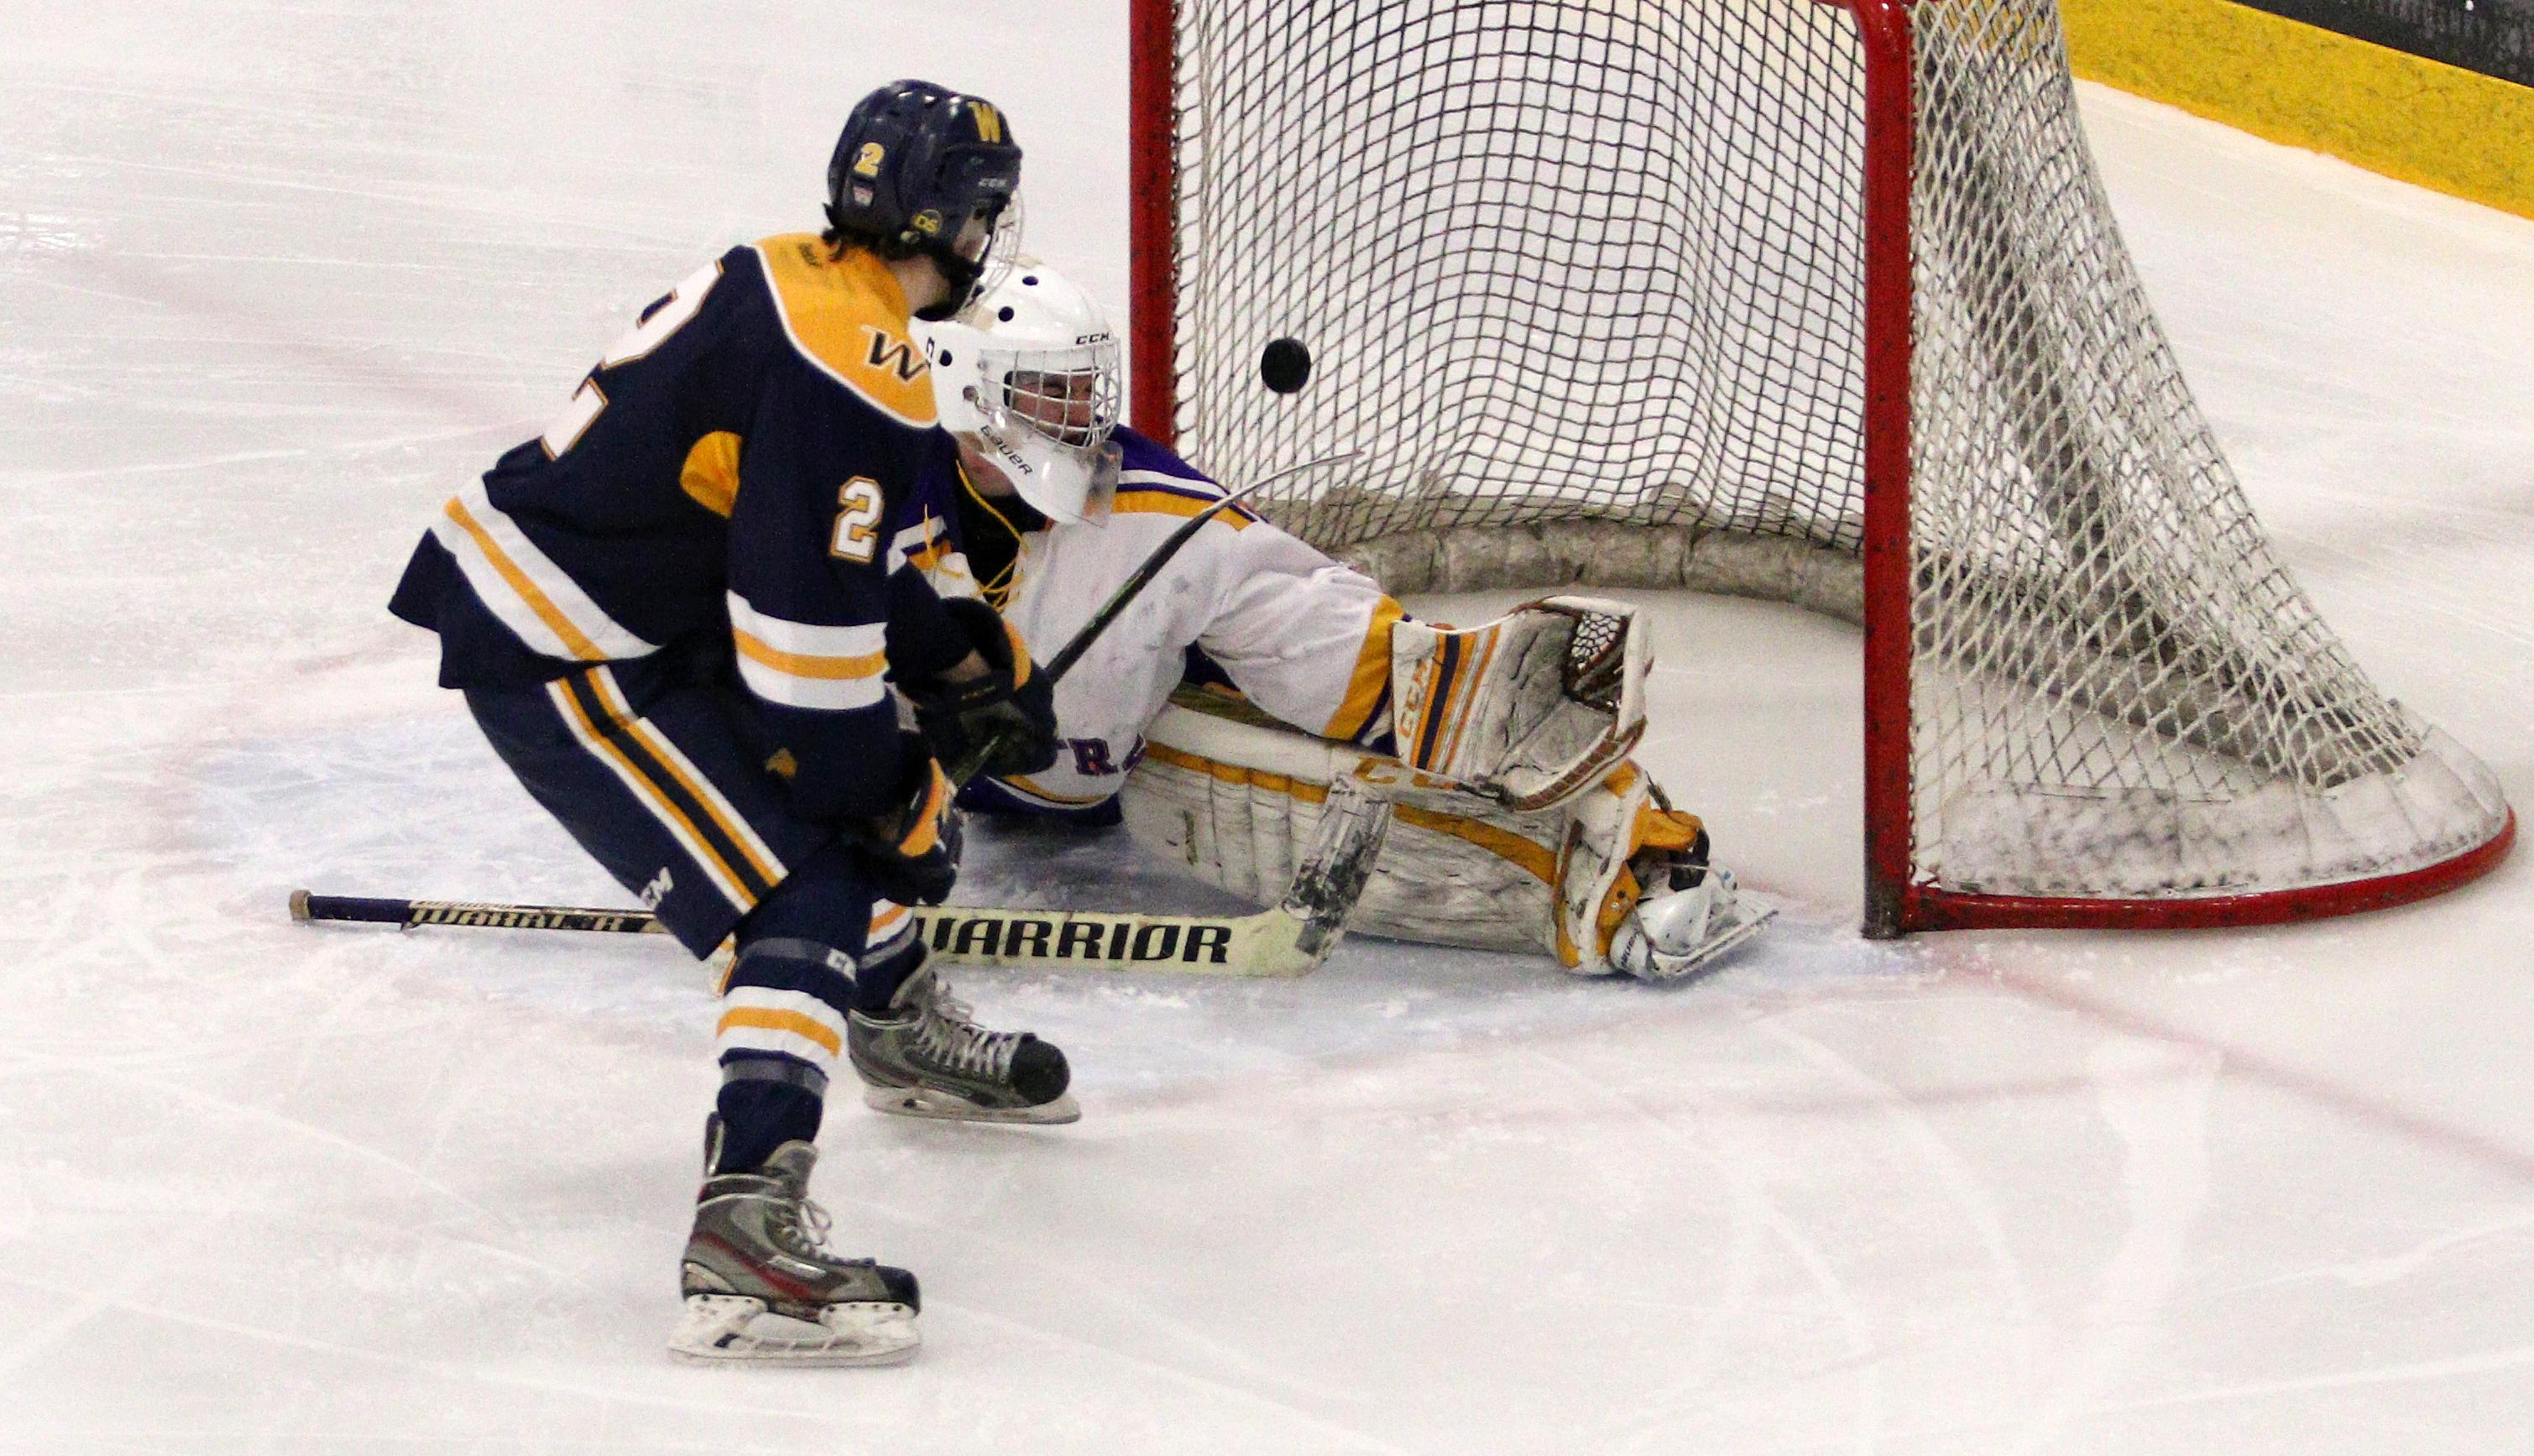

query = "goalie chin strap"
[952,459,1043,611]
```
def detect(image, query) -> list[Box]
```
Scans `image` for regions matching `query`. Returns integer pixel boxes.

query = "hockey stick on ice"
[290,775,1388,978]
[291,718,1387,978]
[298,451,1392,977]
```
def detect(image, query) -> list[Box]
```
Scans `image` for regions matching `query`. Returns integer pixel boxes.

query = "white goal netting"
[1152,0,2510,919]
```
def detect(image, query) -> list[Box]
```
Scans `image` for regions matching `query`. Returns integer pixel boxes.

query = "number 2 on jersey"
[539,260,724,459]
[831,478,883,562]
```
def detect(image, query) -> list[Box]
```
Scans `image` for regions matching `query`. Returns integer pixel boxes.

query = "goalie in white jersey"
[912,263,1767,980]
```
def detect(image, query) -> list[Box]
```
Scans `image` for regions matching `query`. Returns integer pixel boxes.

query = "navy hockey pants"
[464,656,926,1168]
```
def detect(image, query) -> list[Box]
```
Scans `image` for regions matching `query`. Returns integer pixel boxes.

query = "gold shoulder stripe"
[750,234,938,427]
[680,431,741,518]
[1111,489,1254,530]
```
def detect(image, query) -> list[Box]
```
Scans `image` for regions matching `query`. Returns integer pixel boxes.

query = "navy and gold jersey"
[390,235,969,819]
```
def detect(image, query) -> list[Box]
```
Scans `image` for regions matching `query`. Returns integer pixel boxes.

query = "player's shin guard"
[711,935,859,1174]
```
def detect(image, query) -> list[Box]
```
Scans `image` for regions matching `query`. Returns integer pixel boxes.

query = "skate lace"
[910,980,1021,1081]
[771,1195,847,1262]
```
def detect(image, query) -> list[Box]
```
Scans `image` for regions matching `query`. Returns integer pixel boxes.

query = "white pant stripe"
[545,677,754,913]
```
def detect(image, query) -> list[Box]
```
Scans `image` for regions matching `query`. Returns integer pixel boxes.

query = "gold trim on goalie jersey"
[431,479,661,663]
[1323,595,1405,742]
[995,772,1119,808]
[751,234,938,427]
[1110,475,1259,529]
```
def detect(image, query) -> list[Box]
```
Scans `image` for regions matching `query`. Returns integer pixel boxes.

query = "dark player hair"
[823,80,1021,318]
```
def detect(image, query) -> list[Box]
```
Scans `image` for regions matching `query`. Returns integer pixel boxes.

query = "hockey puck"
[1260,337,1312,394]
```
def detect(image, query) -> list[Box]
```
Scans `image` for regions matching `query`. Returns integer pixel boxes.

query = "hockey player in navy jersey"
[389,81,1064,1365]
[915,263,1770,983]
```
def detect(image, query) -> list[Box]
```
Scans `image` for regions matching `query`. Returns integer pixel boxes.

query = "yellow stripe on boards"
[2064,0,2534,222]
[443,497,606,660]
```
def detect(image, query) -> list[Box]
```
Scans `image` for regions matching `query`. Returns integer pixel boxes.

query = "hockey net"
[1130,0,2512,932]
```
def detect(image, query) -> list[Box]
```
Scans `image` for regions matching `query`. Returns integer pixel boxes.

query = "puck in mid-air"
[1260,337,1312,394]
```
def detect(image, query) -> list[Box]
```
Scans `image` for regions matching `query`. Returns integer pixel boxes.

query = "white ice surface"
[4,6,2534,1452]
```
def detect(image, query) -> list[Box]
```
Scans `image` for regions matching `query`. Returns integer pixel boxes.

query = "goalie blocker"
[1125,598,1770,979]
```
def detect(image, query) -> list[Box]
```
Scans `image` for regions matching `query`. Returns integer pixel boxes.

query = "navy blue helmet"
[826,80,1022,319]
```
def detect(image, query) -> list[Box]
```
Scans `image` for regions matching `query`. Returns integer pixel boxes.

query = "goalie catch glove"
[1388,597,1648,811]
[849,749,963,906]
[902,598,1058,781]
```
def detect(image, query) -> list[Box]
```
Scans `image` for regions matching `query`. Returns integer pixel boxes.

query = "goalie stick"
[300,451,1391,978]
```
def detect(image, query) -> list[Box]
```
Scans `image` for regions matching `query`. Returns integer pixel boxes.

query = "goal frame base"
[1871,809,2517,936]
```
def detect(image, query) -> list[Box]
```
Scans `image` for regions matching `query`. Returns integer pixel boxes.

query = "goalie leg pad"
[1126,703,1555,954]
[1126,697,1767,977]
[1388,597,1649,811]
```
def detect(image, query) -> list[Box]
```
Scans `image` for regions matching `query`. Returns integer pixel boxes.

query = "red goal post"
[1126,0,2514,936]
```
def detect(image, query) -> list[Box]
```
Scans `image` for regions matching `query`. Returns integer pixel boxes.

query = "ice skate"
[671,1140,920,1365]
[1607,846,1774,984]
[849,964,1079,1125]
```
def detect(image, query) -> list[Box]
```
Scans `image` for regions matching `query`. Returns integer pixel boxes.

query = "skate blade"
[861,1084,1083,1125]
[669,1294,919,1367]
[1652,903,1778,984]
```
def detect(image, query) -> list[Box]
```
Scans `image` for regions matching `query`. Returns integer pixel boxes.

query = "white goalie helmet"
[918,258,1122,524]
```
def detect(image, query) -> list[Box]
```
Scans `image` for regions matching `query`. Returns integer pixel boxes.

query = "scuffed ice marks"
[185,713,1855,1093]
[0,211,91,258]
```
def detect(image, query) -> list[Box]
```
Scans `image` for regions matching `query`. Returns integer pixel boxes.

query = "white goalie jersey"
[969,426,1402,815]
[923,425,1753,979]
[910,260,1758,979]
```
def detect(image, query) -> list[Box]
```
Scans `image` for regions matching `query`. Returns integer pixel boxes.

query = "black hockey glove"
[849,748,964,906]
[903,598,1059,782]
